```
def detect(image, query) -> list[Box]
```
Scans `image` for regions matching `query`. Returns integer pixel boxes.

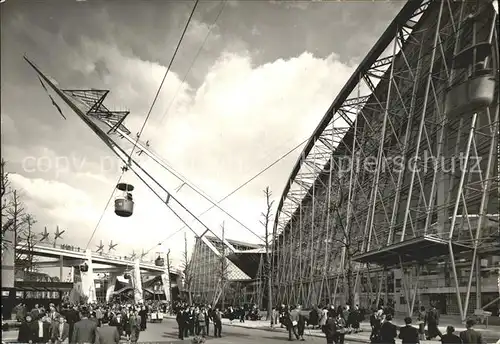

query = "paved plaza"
[4,317,499,343]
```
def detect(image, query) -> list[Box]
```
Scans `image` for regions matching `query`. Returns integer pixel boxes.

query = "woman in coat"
[417,306,426,340]
[18,315,36,343]
[319,307,328,328]
[129,310,141,343]
[334,311,347,344]
[308,306,319,328]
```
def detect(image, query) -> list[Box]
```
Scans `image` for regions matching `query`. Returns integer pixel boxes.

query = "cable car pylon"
[24,56,234,257]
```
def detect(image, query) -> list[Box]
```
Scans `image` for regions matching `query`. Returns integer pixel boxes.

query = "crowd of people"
[366,304,487,344]
[9,299,490,344]
[173,301,223,340]
[266,303,487,344]
[270,304,363,342]
[13,300,165,344]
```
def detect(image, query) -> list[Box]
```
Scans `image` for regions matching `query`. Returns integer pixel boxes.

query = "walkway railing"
[19,241,158,265]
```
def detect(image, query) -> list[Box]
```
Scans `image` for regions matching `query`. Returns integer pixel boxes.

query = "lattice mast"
[24,58,237,260]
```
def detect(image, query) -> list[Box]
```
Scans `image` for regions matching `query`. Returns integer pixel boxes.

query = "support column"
[80,249,96,303]
[475,257,481,311]
[1,226,15,288]
[161,272,171,304]
[59,255,64,281]
[106,273,119,302]
[133,259,143,304]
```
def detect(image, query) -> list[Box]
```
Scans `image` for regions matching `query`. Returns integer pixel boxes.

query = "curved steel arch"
[273,0,429,236]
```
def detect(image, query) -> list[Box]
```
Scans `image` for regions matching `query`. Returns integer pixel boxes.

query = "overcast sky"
[1,0,403,266]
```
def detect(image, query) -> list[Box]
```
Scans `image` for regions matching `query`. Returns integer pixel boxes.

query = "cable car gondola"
[115,183,135,217]
[79,263,89,272]
[155,255,164,267]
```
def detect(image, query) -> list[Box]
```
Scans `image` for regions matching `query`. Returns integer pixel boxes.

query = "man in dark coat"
[33,315,51,343]
[205,305,212,336]
[380,314,398,344]
[212,308,222,338]
[72,308,98,344]
[176,307,185,340]
[441,325,462,344]
[62,304,80,341]
[398,317,420,344]
[95,317,120,344]
[426,306,442,340]
[459,319,485,344]
[182,307,191,338]
[138,305,147,331]
[322,310,337,344]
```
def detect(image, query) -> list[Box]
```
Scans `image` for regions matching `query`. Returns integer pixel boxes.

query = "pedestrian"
[426,305,442,340]
[398,317,419,344]
[197,307,206,337]
[176,308,185,340]
[417,306,426,341]
[205,305,212,336]
[288,306,300,341]
[213,308,222,338]
[95,317,120,344]
[441,325,461,344]
[296,305,306,341]
[129,309,141,343]
[17,315,36,343]
[334,310,347,344]
[50,314,70,344]
[379,314,397,344]
[183,307,191,338]
[138,305,147,331]
[271,307,279,328]
[322,309,337,344]
[72,308,97,344]
[459,319,484,344]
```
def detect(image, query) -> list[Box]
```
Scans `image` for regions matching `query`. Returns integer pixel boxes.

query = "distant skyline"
[1,0,403,264]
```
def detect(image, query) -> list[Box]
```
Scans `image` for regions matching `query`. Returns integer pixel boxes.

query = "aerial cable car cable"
[128,0,200,162]
[159,0,227,125]
[106,139,223,244]
[85,171,125,250]
[144,136,310,254]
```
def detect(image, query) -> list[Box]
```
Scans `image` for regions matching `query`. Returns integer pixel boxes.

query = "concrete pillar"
[133,259,143,304]
[106,273,119,302]
[1,227,15,288]
[59,255,64,281]
[80,249,96,303]
[161,271,171,304]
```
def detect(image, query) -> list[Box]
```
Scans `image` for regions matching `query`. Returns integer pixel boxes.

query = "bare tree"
[260,187,274,318]
[328,187,362,306]
[16,214,39,274]
[1,161,39,274]
[1,159,14,253]
[215,222,230,309]
[1,158,9,200]
[182,232,193,304]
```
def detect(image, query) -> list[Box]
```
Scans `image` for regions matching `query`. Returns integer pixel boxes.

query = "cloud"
[2,3,356,262]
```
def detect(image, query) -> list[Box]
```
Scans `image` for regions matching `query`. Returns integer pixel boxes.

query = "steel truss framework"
[189,237,253,306]
[272,0,499,320]
[25,59,242,261]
